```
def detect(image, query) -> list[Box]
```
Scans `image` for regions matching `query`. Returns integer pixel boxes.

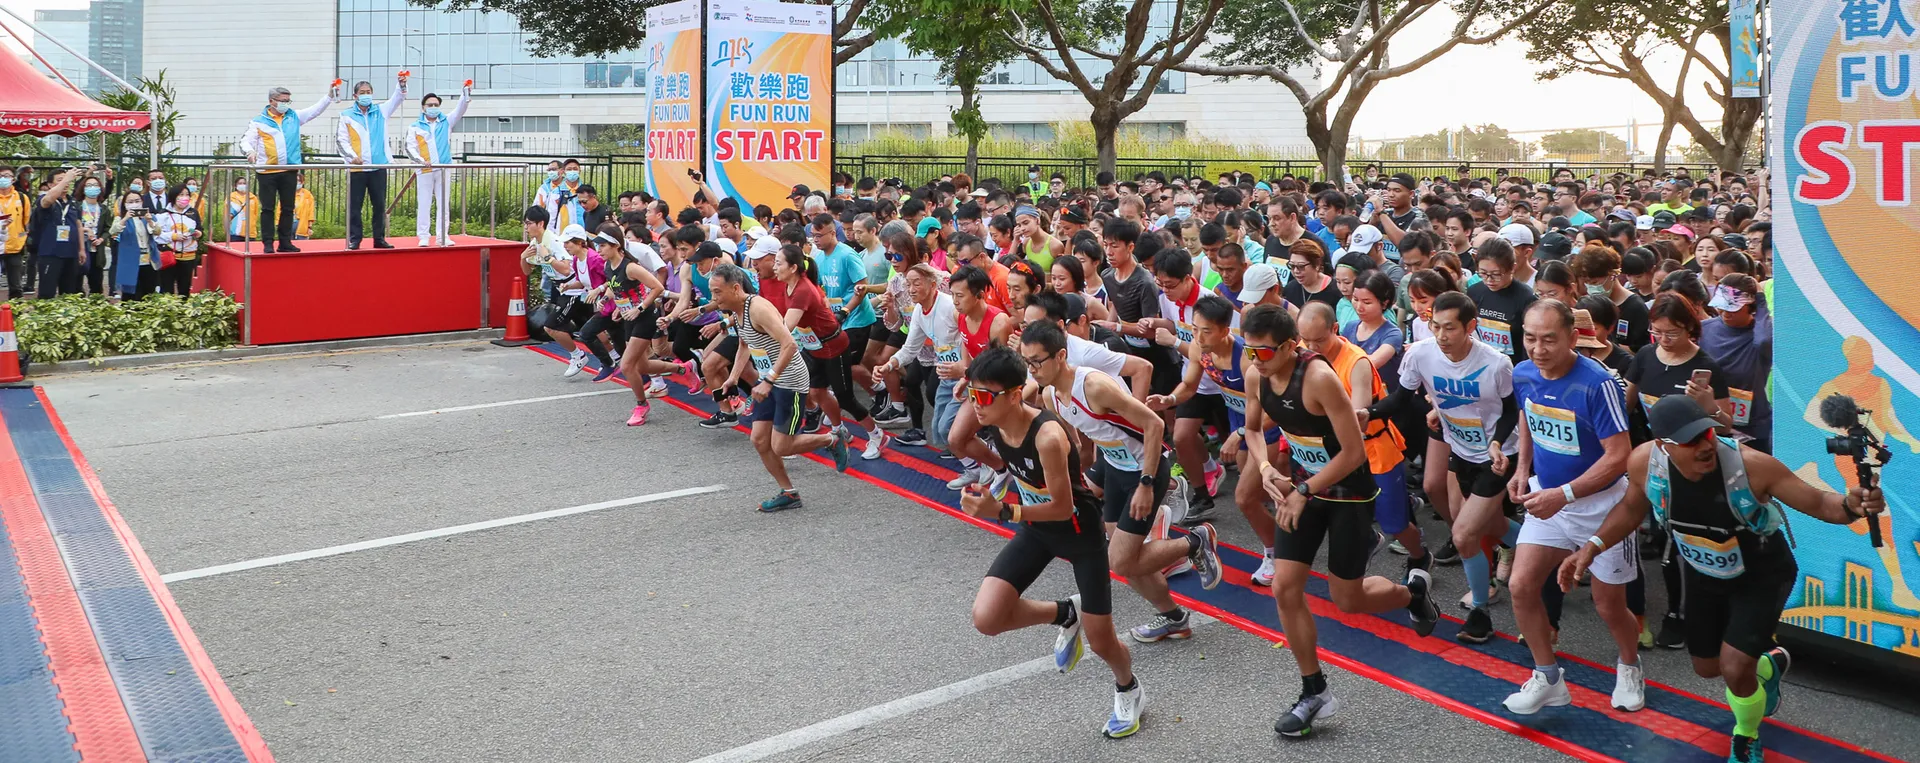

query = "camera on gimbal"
[1821,394,1892,547]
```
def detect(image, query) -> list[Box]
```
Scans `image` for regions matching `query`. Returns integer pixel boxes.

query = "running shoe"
[861,429,891,460]
[803,408,825,434]
[1729,735,1762,763]
[1457,607,1494,644]
[609,347,622,363]
[946,465,987,491]
[675,360,704,394]
[1187,523,1223,590]
[1129,612,1193,643]
[1432,539,1461,564]
[758,491,802,512]
[1177,492,1215,527]
[1640,622,1655,650]
[1274,691,1339,738]
[1459,584,1503,610]
[1251,556,1276,588]
[829,427,851,472]
[1612,663,1646,712]
[1762,646,1790,716]
[626,403,649,427]
[1104,682,1145,739]
[895,428,928,446]
[1161,475,1191,526]
[733,395,755,418]
[1502,669,1571,714]
[1405,567,1439,637]
[1404,548,1431,577]
[700,410,739,429]
[564,350,589,378]
[1054,594,1085,674]
[1368,530,1390,561]
[873,403,909,427]
[591,366,619,383]
[1388,539,1409,555]
[1654,614,1686,650]
[1202,460,1225,497]
[647,378,669,399]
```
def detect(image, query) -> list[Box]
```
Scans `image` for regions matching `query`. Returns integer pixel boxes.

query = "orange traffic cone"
[0,303,24,383]
[491,276,540,347]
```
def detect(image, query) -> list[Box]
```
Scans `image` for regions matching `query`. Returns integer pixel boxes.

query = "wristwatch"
[1137,472,1156,489]
[1294,481,1311,498]
[998,506,1014,522]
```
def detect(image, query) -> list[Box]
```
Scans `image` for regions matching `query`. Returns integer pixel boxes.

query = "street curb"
[33,329,508,375]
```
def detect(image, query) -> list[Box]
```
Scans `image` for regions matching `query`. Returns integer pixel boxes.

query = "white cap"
[1347,224,1384,256]
[746,233,781,261]
[970,187,990,198]
[1238,263,1281,303]
[743,227,767,242]
[1635,214,1655,231]
[559,224,590,243]
[712,236,739,256]
[1498,223,1536,248]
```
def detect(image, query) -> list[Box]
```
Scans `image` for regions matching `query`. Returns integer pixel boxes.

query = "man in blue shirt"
[1504,299,1645,717]
[33,167,87,298]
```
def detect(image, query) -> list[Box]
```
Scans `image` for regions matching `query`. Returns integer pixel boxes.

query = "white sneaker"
[418,237,432,247]
[1252,556,1276,587]
[861,429,890,460]
[563,350,589,378]
[1612,663,1646,712]
[947,464,987,490]
[1103,681,1145,739]
[1502,669,1572,715]
[647,377,669,398]
[439,237,454,247]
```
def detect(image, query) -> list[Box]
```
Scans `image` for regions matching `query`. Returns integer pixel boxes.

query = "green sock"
[1727,686,1766,738]
[1757,653,1776,682]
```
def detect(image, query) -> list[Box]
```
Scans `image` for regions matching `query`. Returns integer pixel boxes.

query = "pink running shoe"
[627,403,650,426]
[1203,460,1225,497]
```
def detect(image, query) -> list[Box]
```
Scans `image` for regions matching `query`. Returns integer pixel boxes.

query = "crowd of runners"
[512,162,1885,762]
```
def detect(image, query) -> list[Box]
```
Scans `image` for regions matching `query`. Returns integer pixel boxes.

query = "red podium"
[203,236,527,346]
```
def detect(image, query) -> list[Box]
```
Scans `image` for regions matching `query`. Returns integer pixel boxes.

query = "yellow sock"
[1757,652,1776,681]
[1728,686,1766,738]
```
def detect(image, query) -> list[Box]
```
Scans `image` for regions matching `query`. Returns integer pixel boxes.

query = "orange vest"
[1324,336,1406,473]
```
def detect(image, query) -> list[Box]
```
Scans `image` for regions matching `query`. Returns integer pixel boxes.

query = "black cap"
[1536,231,1574,261]
[1651,210,1677,229]
[787,184,810,199]
[1061,206,1088,225]
[1648,395,1718,444]
[1721,233,1749,250]
[691,242,726,262]
[1388,172,1418,191]
[1062,293,1088,323]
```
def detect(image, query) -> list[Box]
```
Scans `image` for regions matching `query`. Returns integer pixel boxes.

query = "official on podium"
[337,72,409,250]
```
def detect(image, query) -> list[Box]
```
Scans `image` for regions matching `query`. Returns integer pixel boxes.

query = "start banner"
[703,0,833,212]
[1772,0,1920,659]
[645,0,706,212]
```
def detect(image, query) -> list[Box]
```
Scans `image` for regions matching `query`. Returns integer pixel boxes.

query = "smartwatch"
[1294,481,1311,498]
[1137,472,1156,489]
[998,506,1014,522]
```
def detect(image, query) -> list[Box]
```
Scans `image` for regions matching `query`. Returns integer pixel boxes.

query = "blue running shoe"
[829,428,851,472]
[1728,734,1761,763]
[758,491,802,513]
[1054,594,1084,673]
[1188,523,1223,590]
[591,366,619,382]
[1762,646,1790,717]
[1103,682,1144,739]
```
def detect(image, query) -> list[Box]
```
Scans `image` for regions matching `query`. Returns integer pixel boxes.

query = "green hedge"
[15,292,243,364]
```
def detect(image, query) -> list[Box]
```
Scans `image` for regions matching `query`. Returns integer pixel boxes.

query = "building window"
[987,123,1055,142]
[335,0,643,96]
[1121,121,1185,141]
[454,115,559,133]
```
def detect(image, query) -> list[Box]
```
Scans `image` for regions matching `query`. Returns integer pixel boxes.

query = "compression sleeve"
[1492,393,1519,444]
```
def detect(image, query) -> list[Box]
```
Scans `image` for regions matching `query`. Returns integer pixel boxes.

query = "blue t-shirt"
[1513,354,1628,489]
[818,242,876,329]
[1342,320,1404,393]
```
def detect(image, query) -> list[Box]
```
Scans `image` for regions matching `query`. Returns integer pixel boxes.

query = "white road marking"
[376,389,627,419]
[687,614,1217,763]
[160,485,728,583]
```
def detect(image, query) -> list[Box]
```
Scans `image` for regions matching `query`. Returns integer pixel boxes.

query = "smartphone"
[1690,369,1712,387]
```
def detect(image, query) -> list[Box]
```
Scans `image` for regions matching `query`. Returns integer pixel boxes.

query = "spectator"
[240,83,338,252]
[111,189,160,299]
[33,167,87,298]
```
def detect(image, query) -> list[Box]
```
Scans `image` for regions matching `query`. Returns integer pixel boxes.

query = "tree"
[95,71,182,168]
[1004,0,1227,174]
[1513,0,1760,173]
[1538,128,1630,160]
[1377,124,1526,161]
[427,0,894,65]
[1172,0,1553,180]
[0,135,52,160]
[870,0,1024,175]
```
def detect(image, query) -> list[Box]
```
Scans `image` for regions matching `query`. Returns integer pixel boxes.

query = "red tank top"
[959,304,1003,360]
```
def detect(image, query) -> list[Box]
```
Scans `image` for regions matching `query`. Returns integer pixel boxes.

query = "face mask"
[130,183,143,193]
[297,183,305,191]
[84,186,100,198]
[357,94,374,107]
[176,200,190,210]
[547,170,559,181]
[1173,206,1192,220]
[235,183,248,193]
[424,106,442,118]
[565,170,580,183]
[185,183,199,194]
[0,177,12,190]
[273,101,291,114]
[151,179,166,191]
[1028,172,1038,180]
[835,186,849,196]
[1586,283,1608,296]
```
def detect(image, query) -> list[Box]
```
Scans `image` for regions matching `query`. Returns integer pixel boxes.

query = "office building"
[88,0,143,94]
[31,9,91,90]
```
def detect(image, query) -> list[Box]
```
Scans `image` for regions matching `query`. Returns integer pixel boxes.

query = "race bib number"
[1093,438,1142,472]
[934,342,963,364]
[1476,319,1512,355]
[1672,530,1745,579]
[1729,388,1753,427]
[614,296,634,311]
[827,295,845,312]
[1615,319,1630,340]
[1525,401,1581,457]
[1440,412,1489,458]
[1220,387,1248,414]
[1013,476,1049,507]
[1640,392,1661,414]
[1175,321,1195,344]
[749,345,774,376]
[1286,433,1330,475]
[794,326,822,351]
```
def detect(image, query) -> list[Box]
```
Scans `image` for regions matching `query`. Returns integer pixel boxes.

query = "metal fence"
[835,156,1719,188]
[198,162,538,250]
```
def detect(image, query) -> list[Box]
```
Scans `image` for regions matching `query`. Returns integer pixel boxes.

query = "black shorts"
[1683,572,1794,660]
[713,335,739,365]
[801,352,834,390]
[1087,450,1171,536]
[1274,497,1377,580]
[1145,347,1182,397]
[744,386,807,436]
[1175,391,1228,423]
[886,327,907,348]
[1449,453,1512,499]
[986,525,1113,615]
[626,307,661,341]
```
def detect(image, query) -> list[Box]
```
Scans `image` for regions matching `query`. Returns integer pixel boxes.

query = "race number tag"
[1286,433,1330,475]
[1440,412,1489,458]
[1525,401,1581,457]
[1640,392,1662,414]
[1475,319,1512,355]
[749,344,774,376]
[1219,387,1248,414]
[934,342,963,364]
[1672,530,1746,579]
[1175,321,1195,344]
[794,326,822,351]
[1093,438,1142,472]
[1729,388,1753,427]
[1013,476,1049,506]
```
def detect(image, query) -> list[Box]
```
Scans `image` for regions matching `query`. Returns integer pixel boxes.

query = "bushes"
[14,292,244,363]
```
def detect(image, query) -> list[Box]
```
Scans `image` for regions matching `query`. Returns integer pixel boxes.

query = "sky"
[1,0,1715,147]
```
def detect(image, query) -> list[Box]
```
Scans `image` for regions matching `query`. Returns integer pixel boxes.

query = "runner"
[1145,249,1228,523]
[1504,299,1645,714]
[1465,238,1536,366]
[872,263,966,457]
[1021,291,1154,401]
[709,261,851,512]
[1240,304,1439,738]
[942,265,1016,488]
[807,214,892,458]
[956,346,1145,739]
[1020,319,1224,643]
[1560,395,1884,763]
[1396,291,1521,644]
[764,244,870,460]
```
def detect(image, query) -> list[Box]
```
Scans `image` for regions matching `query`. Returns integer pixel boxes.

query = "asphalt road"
[40,340,1920,763]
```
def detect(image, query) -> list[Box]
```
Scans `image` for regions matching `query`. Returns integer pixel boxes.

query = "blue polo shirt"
[34,195,83,260]
[1513,354,1629,489]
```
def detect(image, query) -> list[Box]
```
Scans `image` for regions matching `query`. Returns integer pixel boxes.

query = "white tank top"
[1052,366,1149,472]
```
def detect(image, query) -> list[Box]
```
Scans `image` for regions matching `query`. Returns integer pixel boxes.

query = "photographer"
[1561,396,1885,763]
[111,189,160,299]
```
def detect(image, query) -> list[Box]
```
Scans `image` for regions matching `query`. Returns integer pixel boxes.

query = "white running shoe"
[647,377,669,398]
[1252,555,1276,588]
[418,237,432,247]
[1502,669,1572,715]
[947,465,987,490]
[1458,584,1503,610]
[1612,663,1646,712]
[861,429,891,460]
[1054,594,1084,673]
[439,237,455,247]
[1103,681,1145,739]
[563,350,589,378]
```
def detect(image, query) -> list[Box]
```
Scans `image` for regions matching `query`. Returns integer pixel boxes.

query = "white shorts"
[1517,476,1638,585]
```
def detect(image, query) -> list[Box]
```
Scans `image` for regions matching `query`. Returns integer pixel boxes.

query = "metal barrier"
[203,162,537,253]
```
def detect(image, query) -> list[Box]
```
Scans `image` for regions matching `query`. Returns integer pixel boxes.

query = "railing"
[201,162,537,253]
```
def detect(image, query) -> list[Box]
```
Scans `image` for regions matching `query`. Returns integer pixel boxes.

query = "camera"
[1821,393,1892,547]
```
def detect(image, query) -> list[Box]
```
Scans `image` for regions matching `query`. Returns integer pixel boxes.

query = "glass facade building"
[335,0,644,96]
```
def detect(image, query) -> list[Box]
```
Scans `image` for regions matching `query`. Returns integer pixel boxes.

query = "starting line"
[528,342,1904,763]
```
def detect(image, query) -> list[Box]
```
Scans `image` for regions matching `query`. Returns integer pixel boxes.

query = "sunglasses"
[885,251,903,262]
[967,385,1010,408]
[1659,429,1714,448]
[1245,343,1280,364]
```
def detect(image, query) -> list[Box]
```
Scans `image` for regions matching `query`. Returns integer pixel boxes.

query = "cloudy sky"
[2,0,1715,144]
